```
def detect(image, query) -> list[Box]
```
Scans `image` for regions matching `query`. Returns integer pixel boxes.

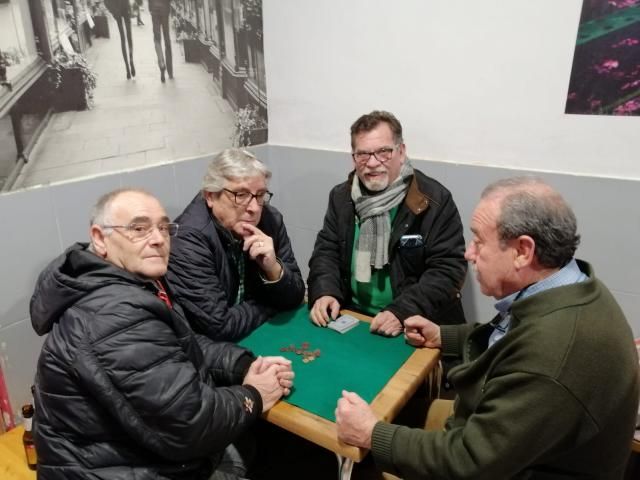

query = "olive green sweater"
[371,261,639,479]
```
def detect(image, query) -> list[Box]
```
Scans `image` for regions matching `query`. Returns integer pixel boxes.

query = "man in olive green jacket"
[336,177,639,479]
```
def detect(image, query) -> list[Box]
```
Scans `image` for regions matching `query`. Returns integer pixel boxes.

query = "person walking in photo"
[133,0,144,26]
[148,0,173,82]
[104,0,136,79]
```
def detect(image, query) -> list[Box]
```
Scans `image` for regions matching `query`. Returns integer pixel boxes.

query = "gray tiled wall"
[1,143,638,426]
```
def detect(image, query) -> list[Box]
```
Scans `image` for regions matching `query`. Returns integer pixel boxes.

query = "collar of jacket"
[509,259,597,329]
[346,169,431,215]
[404,174,432,215]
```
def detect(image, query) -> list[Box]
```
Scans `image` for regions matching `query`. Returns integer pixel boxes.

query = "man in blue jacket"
[167,148,305,341]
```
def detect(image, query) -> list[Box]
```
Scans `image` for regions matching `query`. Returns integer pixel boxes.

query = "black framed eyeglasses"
[101,222,179,241]
[351,145,400,165]
[222,188,273,206]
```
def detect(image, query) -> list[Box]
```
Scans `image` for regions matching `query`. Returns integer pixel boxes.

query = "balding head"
[89,189,171,280]
[481,177,580,268]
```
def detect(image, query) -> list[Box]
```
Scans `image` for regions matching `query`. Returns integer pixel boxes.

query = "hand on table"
[310,295,340,327]
[404,315,441,348]
[242,223,282,281]
[243,356,287,412]
[335,390,377,449]
[254,355,294,396]
[370,310,403,337]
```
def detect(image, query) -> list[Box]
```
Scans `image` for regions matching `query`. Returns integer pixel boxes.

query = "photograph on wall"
[565,0,640,116]
[0,0,267,192]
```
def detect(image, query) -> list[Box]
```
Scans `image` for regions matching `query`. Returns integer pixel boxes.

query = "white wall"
[264,0,640,180]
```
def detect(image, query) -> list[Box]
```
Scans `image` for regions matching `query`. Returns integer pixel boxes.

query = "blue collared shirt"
[488,258,588,348]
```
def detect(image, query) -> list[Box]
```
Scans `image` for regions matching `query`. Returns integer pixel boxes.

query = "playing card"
[327,314,360,334]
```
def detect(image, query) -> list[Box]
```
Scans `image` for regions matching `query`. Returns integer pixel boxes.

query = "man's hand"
[242,224,282,281]
[335,390,377,449]
[243,356,285,412]
[310,296,340,327]
[404,315,442,348]
[254,356,294,396]
[370,310,403,337]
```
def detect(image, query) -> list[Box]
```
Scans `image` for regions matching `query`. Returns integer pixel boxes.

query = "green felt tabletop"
[239,305,414,421]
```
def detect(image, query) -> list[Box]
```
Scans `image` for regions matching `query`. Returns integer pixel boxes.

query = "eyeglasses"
[223,188,273,206]
[352,145,399,165]
[101,222,179,241]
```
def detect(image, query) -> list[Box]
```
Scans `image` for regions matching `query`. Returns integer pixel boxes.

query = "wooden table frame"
[262,310,440,471]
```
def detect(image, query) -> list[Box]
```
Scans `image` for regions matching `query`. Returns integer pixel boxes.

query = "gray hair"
[481,176,580,268]
[202,148,271,193]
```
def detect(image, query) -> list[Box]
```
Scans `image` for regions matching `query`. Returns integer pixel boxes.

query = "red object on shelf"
[0,362,15,431]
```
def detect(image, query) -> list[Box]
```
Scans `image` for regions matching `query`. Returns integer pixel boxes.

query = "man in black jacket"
[308,111,467,336]
[31,188,293,480]
[167,148,305,341]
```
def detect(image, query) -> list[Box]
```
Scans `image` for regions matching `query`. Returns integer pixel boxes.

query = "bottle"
[22,403,37,470]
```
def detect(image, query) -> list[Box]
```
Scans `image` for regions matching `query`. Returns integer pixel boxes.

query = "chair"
[424,398,455,431]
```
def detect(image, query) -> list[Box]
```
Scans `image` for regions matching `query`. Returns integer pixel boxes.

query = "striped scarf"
[351,162,413,282]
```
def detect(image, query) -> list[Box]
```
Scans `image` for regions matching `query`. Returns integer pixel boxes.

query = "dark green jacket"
[372,260,639,479]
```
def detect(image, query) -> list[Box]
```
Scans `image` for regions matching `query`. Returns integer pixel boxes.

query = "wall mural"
[566,0,640,115]
[0,0,267,193]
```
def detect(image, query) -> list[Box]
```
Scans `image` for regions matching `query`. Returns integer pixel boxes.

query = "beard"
[359,171,389,192]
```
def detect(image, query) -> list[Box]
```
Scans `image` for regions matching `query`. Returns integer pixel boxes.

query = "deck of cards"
[327,314,360,334]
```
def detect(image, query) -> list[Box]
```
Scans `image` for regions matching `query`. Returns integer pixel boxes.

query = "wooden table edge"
[263,310,440,462]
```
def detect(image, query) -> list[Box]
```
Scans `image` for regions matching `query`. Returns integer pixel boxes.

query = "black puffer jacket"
[308,169,467,324]
[166,194,305,341]
[30,243,262,480]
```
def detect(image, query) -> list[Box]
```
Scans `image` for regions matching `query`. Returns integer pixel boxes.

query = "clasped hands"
[243,356,294,412]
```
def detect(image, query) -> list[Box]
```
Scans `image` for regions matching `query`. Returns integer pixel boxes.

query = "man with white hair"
[167,148,305,341]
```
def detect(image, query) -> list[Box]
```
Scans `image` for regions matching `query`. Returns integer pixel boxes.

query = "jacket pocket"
[396,245,425,275]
